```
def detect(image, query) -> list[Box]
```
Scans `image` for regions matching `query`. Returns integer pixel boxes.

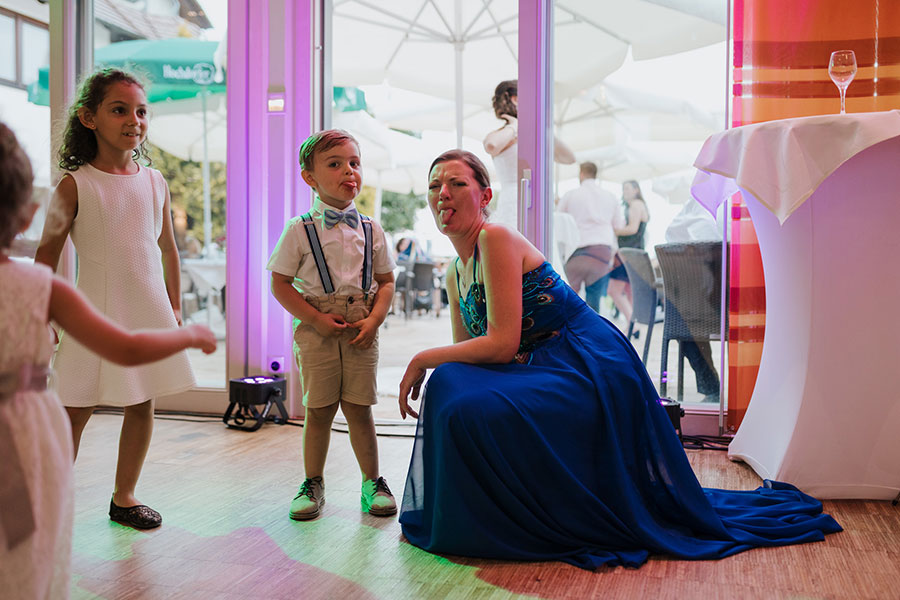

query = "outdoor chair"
[618,248,663,364]
[404,261,440,319]
[181,268,201,323]
[392,258,413,316]
[654,241,727,402]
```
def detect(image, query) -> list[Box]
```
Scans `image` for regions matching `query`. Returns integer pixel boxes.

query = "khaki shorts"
[293,294,378,408]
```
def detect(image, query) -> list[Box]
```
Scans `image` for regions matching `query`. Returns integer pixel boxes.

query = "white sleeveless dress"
[53,163,195,407]
[489,143,518,230]
[0,261,73,599]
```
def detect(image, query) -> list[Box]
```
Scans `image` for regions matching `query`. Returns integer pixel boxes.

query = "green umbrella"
[28,40,363,111]
[28,38,225,106]
[27,40,365,255]
[28,38,226,257]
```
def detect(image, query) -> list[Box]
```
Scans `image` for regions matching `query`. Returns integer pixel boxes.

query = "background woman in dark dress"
[397,150,840,570]
[607,179,650,323]
[616,180,650,249]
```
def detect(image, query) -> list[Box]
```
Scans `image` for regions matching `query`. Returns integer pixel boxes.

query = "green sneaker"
[361,476,397,516]
[289,476,324,521]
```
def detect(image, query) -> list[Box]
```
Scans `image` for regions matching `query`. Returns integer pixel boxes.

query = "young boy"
[268,129,397,520]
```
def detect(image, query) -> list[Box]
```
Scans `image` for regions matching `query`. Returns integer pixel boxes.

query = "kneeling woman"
[397,149,840,570]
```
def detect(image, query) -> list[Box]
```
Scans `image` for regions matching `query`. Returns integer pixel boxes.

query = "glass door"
[550,1,729,407]
[28,1,230,412]
[2,2,50,260]
[91,2,229,391]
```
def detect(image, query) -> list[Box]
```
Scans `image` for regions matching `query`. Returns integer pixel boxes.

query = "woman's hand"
[399,357,427,420]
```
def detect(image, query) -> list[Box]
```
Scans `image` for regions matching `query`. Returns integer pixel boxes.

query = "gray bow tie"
[323,208,359,229]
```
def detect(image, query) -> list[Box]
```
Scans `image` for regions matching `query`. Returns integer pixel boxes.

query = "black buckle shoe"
[109,499,162,529]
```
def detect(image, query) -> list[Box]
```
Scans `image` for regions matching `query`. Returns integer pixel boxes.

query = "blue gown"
[399,258,841,570]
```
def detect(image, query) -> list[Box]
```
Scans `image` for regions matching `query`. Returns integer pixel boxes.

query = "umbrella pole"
[454,2,463,149]
[201,88,214,326]
[201,88,212,255]
[373,172,383,221]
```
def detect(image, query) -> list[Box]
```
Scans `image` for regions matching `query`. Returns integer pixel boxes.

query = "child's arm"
[157,180,184,324]
[270,272,348,337]
[49,276,217,365]
[34,174,77,270]
[348,271,395,348]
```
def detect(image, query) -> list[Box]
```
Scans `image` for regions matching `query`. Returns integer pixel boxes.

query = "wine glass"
[829,50,857,114]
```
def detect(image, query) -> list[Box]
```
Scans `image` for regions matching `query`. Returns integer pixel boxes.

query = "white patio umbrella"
[151,94,227,163]
[332,0,725,146]
[333,108,488,195]
[150,93,226,255]
[352,37,728,188]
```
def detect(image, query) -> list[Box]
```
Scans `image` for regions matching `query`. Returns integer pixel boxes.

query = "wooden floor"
[65,413,900,600]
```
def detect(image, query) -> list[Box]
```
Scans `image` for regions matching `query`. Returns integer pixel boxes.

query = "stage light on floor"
[658,397,685,440]
[224,375,289,431]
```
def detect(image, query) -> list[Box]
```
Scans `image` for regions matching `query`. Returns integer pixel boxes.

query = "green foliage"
[147,143,226,246]
[380,190,426,234]
[356,185,376,217]
[144,143,424,244]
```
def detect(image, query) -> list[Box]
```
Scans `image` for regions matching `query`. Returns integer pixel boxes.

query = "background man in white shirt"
[558,162,625,314]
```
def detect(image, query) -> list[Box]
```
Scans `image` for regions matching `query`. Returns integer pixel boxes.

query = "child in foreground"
[268,129,397,520]
[34,68,198,530]
[0,122,216,600]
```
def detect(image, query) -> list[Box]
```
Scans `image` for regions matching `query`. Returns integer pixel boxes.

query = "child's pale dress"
[54,164,195,407]
[0,261,73,599]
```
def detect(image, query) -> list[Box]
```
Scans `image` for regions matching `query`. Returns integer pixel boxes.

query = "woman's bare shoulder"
[479,224,543,270]
[480,222,517,243]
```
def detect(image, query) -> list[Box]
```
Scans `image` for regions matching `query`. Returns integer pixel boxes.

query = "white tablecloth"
[692,109,900,223]
[552,211,580,284]
[182,258,226,297]
[691,111,900,500]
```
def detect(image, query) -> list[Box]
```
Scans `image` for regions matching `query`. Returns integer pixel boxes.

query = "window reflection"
[93,0,226,387]
[1,6,51,260]
[552,1,728,405]
[0,14,15,83]
[21,22,49,88]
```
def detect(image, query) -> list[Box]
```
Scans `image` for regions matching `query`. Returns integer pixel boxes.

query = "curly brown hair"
[58,68,151,171]
[491,79,518,122]
[0,122,34,250]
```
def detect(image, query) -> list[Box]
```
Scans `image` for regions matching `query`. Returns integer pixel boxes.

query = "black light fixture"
[224,375,288,431]
[658,397,685,440]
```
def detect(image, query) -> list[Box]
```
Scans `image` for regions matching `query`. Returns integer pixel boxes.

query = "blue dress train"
[399,259,840,569]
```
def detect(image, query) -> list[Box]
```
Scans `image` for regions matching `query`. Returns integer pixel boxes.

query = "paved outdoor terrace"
[185,300,724,425]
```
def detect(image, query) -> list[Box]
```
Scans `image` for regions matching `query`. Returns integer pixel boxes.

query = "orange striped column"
[728,0,900,432]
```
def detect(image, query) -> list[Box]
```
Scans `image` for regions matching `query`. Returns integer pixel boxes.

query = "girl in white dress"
[0,124,215,598]
[35,68,198,530]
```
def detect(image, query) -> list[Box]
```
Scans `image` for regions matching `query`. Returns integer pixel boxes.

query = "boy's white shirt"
[266,197,396,297]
